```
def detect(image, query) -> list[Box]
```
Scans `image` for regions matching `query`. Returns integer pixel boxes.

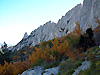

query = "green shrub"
[91,46,100,53]
[78,70,86,75]
[66,36,79,47]
[44,61,59,69]
[97,52,100,55]
[32,59,44,67]
[73,60,82,69]
[59,60,74,75]
[58,59,84,75]
[42,40,53,48]
[85,51,90,55]
[64,69,75,75]
[79,58,100,75]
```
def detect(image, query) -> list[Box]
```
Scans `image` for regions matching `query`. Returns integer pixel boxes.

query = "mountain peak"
[23,32,28,39]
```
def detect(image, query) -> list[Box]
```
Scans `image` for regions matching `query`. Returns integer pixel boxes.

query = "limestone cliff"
[10,0,100,51]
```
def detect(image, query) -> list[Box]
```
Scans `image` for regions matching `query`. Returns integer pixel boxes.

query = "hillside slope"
[9,0,100,51]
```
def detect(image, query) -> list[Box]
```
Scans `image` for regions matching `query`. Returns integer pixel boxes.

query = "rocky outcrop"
[19,66,59,75]
[72,60,91,75]
[19,60,90,75]
[23,32,28,39]
[10,0,100,51]
[79,0,100,30]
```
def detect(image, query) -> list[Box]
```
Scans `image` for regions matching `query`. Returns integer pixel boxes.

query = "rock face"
[72,60,91,75]
[79,0,100,30]
[19,66,59,75]
[23,32,28,39]
[10,0,100,51]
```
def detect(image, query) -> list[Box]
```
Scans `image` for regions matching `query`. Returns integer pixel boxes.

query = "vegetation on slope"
[0,18,100,75]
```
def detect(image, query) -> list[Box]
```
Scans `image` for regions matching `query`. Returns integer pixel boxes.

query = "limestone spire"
[23,32,28,39]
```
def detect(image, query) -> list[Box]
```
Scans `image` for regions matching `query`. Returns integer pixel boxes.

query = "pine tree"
[0,42,12,66]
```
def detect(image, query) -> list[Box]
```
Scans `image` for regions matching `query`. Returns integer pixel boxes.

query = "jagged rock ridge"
[23,32,28,39]
[10,0,100,51]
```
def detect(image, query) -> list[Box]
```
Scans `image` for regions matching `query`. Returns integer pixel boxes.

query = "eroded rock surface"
[72,60,91,75]
[19,66,59,75]
[9,0,100,51]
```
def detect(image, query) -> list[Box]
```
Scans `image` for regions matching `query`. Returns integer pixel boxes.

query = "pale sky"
[0,0,83,45]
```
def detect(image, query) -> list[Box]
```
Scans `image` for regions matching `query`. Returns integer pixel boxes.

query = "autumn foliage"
[0,18,99,75]
[0,60,31,75]
[68,22,83,39]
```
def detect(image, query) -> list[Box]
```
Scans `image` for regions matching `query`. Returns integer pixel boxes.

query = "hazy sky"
[0,0,83,45]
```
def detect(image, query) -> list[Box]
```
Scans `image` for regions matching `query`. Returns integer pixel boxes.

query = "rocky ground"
[19,66,59,75]
[19,60,91,75]
[72,60,91,75]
